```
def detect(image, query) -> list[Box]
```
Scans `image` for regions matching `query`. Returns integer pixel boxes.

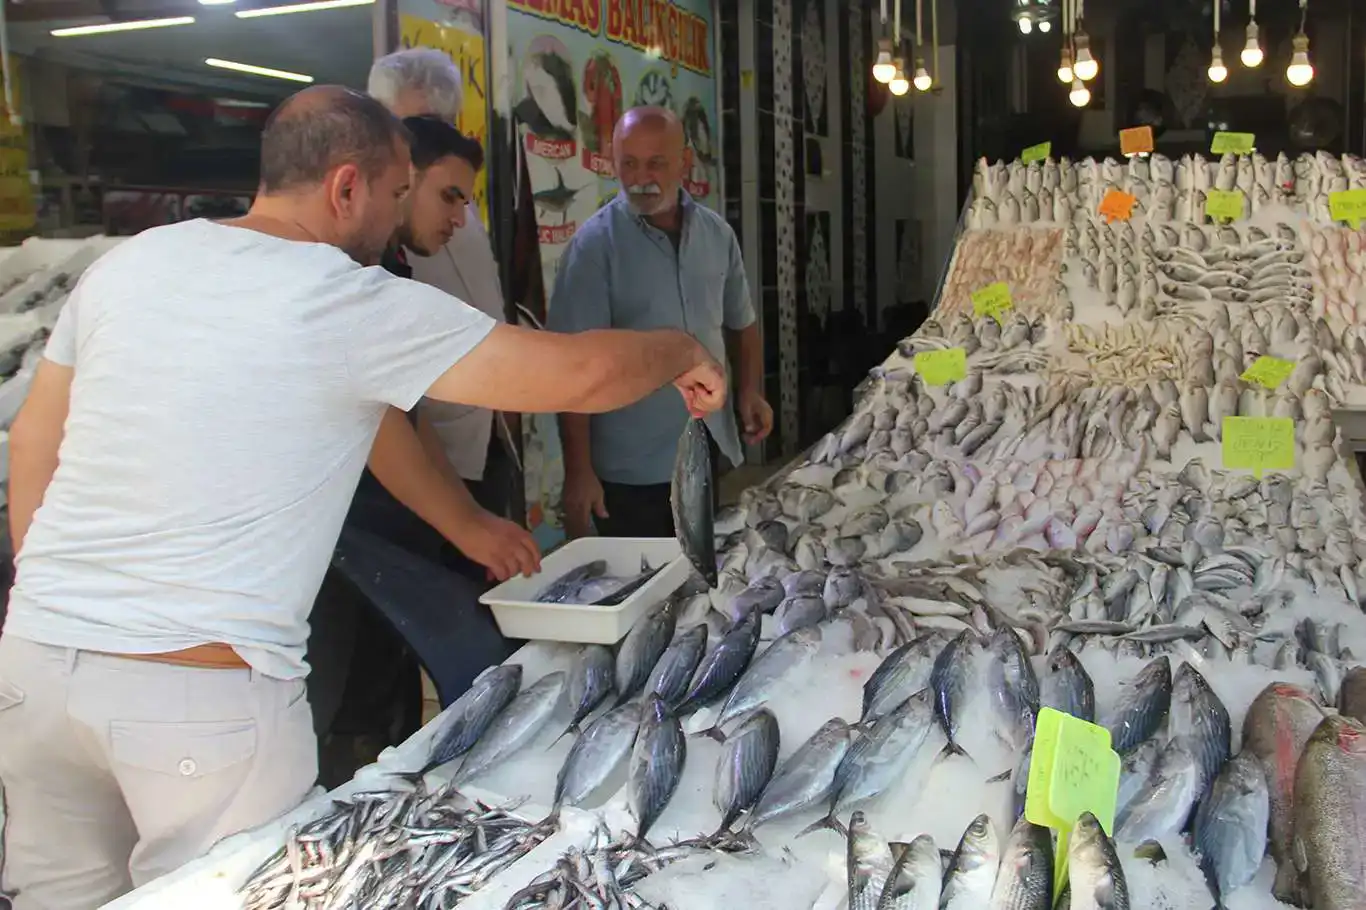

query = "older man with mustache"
[549,106,772,540]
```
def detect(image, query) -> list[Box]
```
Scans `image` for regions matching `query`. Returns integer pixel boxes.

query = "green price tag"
[1021,142,1051,164]
[1210,131,1256,155]
[913,348,968,386]
[1222,416,1295,476]
[1240,355,1295,390]
[1330,189,1366,229]
[971,282,1013,325]
[1205,189,1245,223]
[1025,707,1121,903]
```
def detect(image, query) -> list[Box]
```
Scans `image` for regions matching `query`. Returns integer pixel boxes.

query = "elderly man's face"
[614,121,690,217]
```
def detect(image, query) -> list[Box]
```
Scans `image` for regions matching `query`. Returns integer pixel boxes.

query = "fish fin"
[935,740,973,764]
[984,768,1013,784]
[796,812,847,840]
[695,725,728,743]
[888,841,911,864]
[547,723,580,749]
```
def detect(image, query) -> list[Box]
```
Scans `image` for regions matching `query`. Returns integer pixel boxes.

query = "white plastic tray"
[480,537,690,644]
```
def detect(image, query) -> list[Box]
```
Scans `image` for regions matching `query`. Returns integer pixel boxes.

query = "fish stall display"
[104,152,1366,910]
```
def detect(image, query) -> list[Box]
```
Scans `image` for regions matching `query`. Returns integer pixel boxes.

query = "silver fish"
[628,695,687,840]
[848,811,895,910]
[703,625,822,736]
[745,718,854,832]
[1115,734,1201,844]
[1170,661,1232,798]
[677,612,761,713]
[1192,752,1269,903]
[644,623,708,707]
[1039,647,1095,722]
[422,664,523,771]
[861,634,941,724]
[987,817,1052,910]
[940,814,1001,909]
[1105,656,1172,755]
[553,702,642,812]
[560,644,614,740]
[1068,812,1129,910]
[454,670,567,785]
[875,833,940,910]
[711,708,780,835]
[615,600,677,704]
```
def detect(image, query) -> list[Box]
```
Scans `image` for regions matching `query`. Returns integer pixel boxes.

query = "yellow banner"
[399,14,489,228]
[0,62,33,239]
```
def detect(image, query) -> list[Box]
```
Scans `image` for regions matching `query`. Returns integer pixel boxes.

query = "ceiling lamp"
[872,38,896,83]
[1057,45,1073,83]
[235,0,370,15]
[889,58,910,95]
[51,16,194,36]
[1241,23,1263,67]
[1286,32,1313,86]
[205,57,314,83]
[1039,19,1051,32]
[1018,16,1033,34]
[1069,76,1091,107]
[1209,45,1228,82]
[1286,0,1313,86]
[912,58,932,91]
[1073,30,1098,81]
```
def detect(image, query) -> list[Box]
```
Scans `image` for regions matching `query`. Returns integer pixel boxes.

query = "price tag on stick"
[1222,416,1295,477]
[914,348,968,386]
[1330,189,1366,229]
[1205,189,1246,223]
[1098,190,1136,223]
[1025,708,1121,902]
[1021,142,1051,164]
[1210,131,1256,155]
[1240,355,1294,390]
[1119,126,1153,156]
[971,282,1014,325]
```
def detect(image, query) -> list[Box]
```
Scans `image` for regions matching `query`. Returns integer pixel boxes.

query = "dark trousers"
[595,438,724,539]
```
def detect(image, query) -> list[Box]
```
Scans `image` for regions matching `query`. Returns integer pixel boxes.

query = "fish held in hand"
[672,418,717,587]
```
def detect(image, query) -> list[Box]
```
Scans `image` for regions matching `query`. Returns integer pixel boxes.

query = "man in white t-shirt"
[0,86,725,910]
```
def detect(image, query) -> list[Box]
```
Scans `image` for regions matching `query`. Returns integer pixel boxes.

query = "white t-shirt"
[409,206,506,481]
[5,219,496,680]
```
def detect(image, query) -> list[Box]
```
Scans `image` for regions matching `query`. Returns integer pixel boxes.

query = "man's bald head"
[613,105,691,219]
[259,86,410,195]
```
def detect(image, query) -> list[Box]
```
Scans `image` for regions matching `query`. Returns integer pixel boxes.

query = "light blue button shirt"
[548,191,755,486]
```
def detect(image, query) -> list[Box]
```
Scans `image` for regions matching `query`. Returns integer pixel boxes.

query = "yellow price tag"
[1210,131,1255,155]
[1222,416,1295,476]
[1025,707,1121,903]
[1240,355,1295,390]
[1330,189,1366,230]
[1097,189,1136,223]
[1205,189,1245,223]
[1118,126,1153,157]
[971,282,1013,325]
[913,348,968,386]
[1021,142,1051,164]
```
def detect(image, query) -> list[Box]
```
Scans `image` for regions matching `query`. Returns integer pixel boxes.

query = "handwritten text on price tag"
[1021,142,1051,164]
[1222,416,1295,475]
[1205,189,1245,223]
[1330,189,1366,229]
[1210,131,1255,155]
[971,282,1014,324]
[1240,356,1294,390]
[914,348,968,386]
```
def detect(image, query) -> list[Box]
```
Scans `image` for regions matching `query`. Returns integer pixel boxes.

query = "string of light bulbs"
[872,0,935,94]
[1208,0,1312,86]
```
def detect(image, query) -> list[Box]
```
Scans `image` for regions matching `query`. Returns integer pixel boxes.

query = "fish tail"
[539,805,563,831]
[796,812,846,840]
[696,725,727,743]
[936,739,973,764]
[984,768,1012,783]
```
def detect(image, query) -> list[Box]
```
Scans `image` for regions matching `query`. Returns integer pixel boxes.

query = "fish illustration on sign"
[514,41,577,143]
[534,168,585,225]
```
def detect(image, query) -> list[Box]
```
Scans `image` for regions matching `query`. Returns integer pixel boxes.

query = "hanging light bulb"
[912,57,932,91]
[1208,45,1228,82]
[1069,75,1091,107]
[1038,19,1051,32]
[1018,15,1033,33]
[872,38,896,83]
[1286,32,1313,86]
[1057,46,1073,83]
[889,58,911,95]
[1073,30,1098,81]
[1241,21,1263,67]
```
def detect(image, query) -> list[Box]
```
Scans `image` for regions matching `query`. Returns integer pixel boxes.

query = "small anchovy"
[238,786,556,910]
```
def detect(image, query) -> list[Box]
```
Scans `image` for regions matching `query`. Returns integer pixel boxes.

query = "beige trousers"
[0,635,318,910]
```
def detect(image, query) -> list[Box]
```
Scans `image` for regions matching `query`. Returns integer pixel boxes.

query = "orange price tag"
[1098,190,1137,223]
[1119,126,1154,156]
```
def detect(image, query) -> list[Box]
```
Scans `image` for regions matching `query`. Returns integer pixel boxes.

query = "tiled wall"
[722,0,878,461]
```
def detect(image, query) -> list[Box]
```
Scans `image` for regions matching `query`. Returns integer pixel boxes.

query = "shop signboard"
[510,0,720,545]
[0,62,35,243]
[397,6,490,228]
